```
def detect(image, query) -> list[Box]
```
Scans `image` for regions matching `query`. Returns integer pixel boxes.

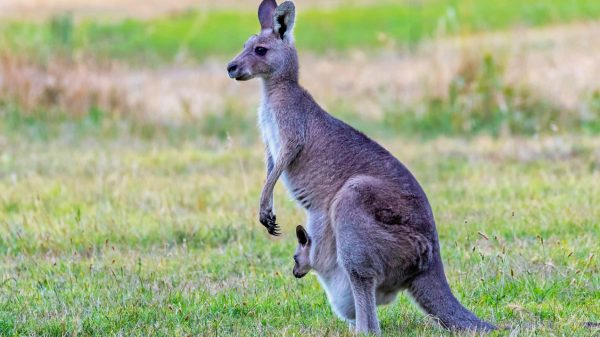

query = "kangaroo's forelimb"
[264,149,275,210]
[259,141,303,236]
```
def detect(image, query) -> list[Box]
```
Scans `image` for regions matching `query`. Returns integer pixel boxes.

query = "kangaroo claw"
[259,208,280,236]
[267,224,281,236]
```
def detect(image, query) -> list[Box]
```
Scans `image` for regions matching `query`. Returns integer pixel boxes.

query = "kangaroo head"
[227,0,298,82]
[293,225,312,278]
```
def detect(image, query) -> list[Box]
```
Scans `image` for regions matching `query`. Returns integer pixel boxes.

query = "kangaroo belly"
[284,153,346,211]
[284,176,317,209]
[317,271,356,321]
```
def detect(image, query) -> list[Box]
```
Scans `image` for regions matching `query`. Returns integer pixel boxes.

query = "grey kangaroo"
[227,0,496,334]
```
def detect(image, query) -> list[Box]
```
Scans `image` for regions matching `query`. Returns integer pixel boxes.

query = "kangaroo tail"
[408,248,496,332]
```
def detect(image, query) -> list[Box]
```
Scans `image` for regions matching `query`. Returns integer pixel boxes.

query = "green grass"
[0,123,598,336]
[0,2,599,333]
[3,0,600,63]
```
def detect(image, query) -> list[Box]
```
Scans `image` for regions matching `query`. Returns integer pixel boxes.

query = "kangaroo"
[227,0,496,334]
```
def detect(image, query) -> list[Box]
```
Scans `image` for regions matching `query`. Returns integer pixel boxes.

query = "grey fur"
[227,0,496,334]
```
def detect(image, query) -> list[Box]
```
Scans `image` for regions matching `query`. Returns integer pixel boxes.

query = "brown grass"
[0,55,129,118]
[1,21,599,125]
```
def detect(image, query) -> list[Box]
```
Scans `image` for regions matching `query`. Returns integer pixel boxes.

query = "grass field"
[1,0,599,336]
[0,127,598,336]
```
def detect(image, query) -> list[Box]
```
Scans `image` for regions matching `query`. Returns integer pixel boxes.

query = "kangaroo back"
[408,248,496,331]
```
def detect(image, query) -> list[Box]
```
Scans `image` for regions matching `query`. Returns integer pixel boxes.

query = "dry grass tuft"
[0,54,129,118]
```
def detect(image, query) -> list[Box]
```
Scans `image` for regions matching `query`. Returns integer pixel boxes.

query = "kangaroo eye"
[255,47,268,56]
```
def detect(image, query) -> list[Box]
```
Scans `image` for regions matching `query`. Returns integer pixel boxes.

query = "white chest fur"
[258,99,281,162]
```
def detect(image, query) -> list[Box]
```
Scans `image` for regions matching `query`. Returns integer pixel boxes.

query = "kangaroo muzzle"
[227,62,238,78]
[293,266,308,279]
[227,61,252,81]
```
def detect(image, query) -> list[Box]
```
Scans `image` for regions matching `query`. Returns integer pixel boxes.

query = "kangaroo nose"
[227,63,238,74]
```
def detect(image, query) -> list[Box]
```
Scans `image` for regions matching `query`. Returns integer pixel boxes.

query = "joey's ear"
[296,225,310,246]
[273,1,296,42]
[258,0,278,31]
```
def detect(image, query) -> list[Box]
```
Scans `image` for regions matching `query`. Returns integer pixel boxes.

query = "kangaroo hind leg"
[348,273,380,335]
[332,177,386,335]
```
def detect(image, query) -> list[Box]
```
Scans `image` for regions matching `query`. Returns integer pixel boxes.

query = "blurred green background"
[1,0,600,137]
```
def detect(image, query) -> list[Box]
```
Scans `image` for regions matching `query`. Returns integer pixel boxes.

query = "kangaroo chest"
[258,102,281,162]
[259,94,317,210]
[259,99,308,206]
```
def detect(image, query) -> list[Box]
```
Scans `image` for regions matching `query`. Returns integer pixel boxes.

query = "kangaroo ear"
[258,0,278,31]
[296,225,309,246]
[273,1,296,42]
